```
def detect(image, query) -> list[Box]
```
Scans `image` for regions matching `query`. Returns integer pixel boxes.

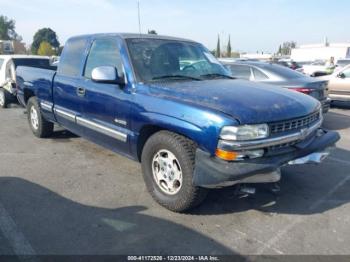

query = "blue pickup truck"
[16,33,340,212]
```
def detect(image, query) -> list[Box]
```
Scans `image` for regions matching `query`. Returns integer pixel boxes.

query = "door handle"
[77,87,86,96]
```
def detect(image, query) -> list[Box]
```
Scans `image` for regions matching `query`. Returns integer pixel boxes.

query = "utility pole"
[137,0,142,35]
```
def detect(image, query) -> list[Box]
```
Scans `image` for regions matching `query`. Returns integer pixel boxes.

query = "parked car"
[221,60,331,113]
[0,55,55,108]
[318,64,350,102]
[335,59,350,69]
[300,60,335,77]
[16,33,339,212]
[275,59,301,70]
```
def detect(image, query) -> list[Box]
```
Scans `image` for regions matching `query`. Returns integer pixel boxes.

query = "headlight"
[220,124,269,141]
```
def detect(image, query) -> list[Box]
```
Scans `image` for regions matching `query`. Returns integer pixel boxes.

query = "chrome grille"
[269,111,320,134]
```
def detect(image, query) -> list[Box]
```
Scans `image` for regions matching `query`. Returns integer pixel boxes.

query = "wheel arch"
[23,88,36,105]
[135,114,211,162]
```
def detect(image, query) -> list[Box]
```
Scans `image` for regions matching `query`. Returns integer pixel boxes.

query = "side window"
[84,38,123,79]
[229,65,251,80]
[0,59,4,70]
[342,68,350,78]
[252,68,268,80]
[58,38,87,77]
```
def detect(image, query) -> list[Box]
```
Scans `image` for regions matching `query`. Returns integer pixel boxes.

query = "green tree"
[37,41,55,56]
[216,35,221,58]
[278,41,297,55]
[227,35,232,58]
[147,29,157,35]
[31,28,60,54]
[277,45,282,55]
[0,15,21,40]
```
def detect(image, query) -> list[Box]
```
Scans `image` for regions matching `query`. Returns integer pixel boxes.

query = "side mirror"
[337,72,346,79]
[91,66,125,85]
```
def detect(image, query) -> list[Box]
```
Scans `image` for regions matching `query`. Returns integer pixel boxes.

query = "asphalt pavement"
[0,104,349,256]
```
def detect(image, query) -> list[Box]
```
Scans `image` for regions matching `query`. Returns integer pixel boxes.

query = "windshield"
[126,38,231,82]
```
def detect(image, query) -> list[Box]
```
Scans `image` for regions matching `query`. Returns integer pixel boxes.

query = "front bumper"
[193,128,340,187]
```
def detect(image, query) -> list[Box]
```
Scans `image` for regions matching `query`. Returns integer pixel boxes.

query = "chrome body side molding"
[40,101,54,112]
[54,108,76,121]
[76,116,127,142]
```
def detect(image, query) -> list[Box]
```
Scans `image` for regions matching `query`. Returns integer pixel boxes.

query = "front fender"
[130,111,223,158]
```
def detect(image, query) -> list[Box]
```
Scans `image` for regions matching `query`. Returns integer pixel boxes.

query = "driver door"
[75,37,131,155]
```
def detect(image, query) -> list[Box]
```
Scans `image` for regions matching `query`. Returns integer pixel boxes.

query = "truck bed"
[16,66,56,107]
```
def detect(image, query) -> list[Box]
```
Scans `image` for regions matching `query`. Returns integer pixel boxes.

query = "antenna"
[137,0,142,35]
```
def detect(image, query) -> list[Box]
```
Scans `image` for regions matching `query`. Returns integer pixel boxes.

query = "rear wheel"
[27,97,54,138]
[141,131,208,212]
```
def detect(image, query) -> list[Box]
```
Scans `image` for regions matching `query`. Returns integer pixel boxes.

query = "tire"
[27,97,54,138]
[141,131,208,212]
[0,88,9,108]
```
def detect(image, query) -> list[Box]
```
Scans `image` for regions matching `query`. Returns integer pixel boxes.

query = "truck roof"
[67,33,197,44]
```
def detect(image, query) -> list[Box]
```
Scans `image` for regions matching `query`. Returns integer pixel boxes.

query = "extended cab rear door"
[53,37,89,135]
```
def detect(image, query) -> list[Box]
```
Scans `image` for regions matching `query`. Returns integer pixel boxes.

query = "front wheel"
[27,97,54,138]
[141,131,208,212]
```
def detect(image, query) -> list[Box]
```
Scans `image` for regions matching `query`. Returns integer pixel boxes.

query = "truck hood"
[147,79,320,124]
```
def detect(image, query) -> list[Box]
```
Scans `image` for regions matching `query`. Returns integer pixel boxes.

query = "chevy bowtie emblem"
[300,128,309,138]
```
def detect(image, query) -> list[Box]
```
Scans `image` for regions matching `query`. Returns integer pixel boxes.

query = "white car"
[300,60,335,77]
[0,55,53,108]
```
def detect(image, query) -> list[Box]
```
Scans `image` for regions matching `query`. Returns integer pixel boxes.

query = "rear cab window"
[58,37,88,77]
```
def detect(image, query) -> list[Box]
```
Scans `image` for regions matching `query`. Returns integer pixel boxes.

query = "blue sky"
[1,0,349,53]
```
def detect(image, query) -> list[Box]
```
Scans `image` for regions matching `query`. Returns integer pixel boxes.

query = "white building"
[0,40,14,54]
[240,53,273,61]
[0,40,26,55]
[291,40,350,62]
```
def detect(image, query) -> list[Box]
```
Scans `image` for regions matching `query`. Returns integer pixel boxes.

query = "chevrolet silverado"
[16,33,340,212]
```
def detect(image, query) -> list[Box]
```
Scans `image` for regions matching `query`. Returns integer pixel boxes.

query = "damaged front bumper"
[193,128,340,188]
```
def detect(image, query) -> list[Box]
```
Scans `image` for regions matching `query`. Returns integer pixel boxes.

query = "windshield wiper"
[200,73,235,79]
[152,75,202,81]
